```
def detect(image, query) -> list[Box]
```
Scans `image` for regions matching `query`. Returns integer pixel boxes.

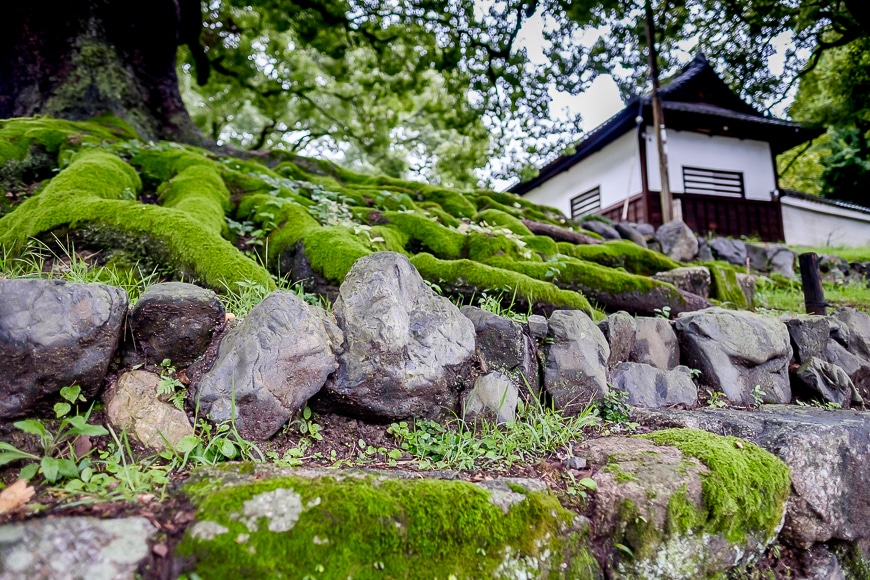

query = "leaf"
[176,436,200,454]
[303,407,312,420]
[388,449,403,460]
[0,443,37,466]
[57,458,80,480]
[18,463,38,481]
[13,419,47,438]
[0,480,34,514]
[59,385,82,404]
[54,402,71,418]
[218,438,237,458]
[578,478,598,490]
[41,457,60,483]
[68,423,109,438]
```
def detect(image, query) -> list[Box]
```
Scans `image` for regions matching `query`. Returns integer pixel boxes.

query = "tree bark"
[0,0,205,144]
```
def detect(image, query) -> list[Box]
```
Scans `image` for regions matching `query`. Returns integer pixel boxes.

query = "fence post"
[798,252,826,315]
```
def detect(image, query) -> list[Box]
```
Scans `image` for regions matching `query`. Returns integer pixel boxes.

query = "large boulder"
[0,279,127,419]
[103,370,194,451]
[831,307,870,360]
[614,223,648,248]
[544,310,609,413]
[125,282,225,367]
[632,317,679,370]
[610,362,697,408]
[460,306,538,398]
[582,219,621,240]
[195,291,342,440]
[674,308,792,404]
[746,244,796,279]
[635,406,870,550]
[655,220,699,262]
[324,252,476,420]
[824,340,870,400]
[0,517,155,580]
[793,357,857,408]
[583,431,789,580]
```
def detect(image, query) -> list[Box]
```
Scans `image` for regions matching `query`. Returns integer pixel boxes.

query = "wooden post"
[644,0,673,224]
[799,253,826,315]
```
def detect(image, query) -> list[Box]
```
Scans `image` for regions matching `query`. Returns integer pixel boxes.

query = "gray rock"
[736,273,757,308]
[802,545,846,580]
[126,282,224,367]
[655,220,699,262]
[770,247,797,279]
[598,311,635,366]
[632,317,679,369]
[631,222,656,240]
[793,357,857,408]
[746,244,797,278]
[526,314,548,338]
[582,436,773,579]
[104,370,193,451]
[461,306,538,398]
[462,372,519,424]
[653,267,711,299]
[784,316,830,364]
[824,340,870,400]
[610,362,697,407]
[0,517,155,580]
[195,291,342,440]
[674,308,792,405]
[0,279,128,419]
[831,307,870,360]
[614,223,648,248]
[582,219,621,240]
[563,456,587,470]
[544,310,609,413]
[635,406,870,550]
[326,252,475,420]
[697,238,714,261]
[709,237,747,266]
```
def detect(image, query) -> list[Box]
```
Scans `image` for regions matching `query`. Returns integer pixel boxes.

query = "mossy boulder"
[583,430,789,579]
[179,465,601,580]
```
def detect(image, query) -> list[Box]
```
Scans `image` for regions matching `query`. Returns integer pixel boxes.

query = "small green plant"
[476,288,529,323]
[289,407,323,441]
[563,471,598,499]
[750,385,766,408]
[653,305,672,319]
[706,390,729,409]
[156,359,186,410]
[0,386,108,484]
[599,389,632,424]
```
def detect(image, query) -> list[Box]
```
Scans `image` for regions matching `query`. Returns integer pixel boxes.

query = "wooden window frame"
[570,186,601,219]
[682,166,745,198]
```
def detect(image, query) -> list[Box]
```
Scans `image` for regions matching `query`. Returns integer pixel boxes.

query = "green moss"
[132,146,216,183]
[0,116,134,168]
[418,187,478,219]
[641,428,790,543]
[418,202,462,227]
[605,463,639,484]
[384,211,466,259]
[665,486,706,535]
[705,262,748,309]
[303,226,373,283]
[410,253,592,315]
[474,209,534,236]
[0,149,273,291]
[467,232,536,262]
[557,240,680,276]
[180,473,598,579]
[616,499,662,560]
[369,225,410,255]
[158,164,231,236]
[522,235,559,256]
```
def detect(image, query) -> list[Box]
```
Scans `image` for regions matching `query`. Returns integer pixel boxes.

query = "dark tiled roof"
[781,189,870,216]
[509,54,817,195]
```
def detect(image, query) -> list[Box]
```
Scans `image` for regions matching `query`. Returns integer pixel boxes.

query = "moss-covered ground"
[179,470,600,579]
[0,115,697,315]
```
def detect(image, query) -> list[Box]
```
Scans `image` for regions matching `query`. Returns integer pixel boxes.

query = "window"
[682,166,745,197]
[570,187,601,219]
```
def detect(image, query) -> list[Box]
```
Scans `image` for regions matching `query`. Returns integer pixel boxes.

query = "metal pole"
[644,0,673,224]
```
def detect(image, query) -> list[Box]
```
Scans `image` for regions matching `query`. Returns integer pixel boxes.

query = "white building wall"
[521,131,643,218]
[781,197,870,247]
[645,129,777,201]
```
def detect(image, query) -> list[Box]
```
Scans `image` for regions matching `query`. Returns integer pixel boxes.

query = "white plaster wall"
[645,129,777,201]
[781,197,870,247]
[522,131,643,218]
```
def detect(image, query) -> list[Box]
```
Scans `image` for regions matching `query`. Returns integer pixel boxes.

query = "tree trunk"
[0,0,205,144]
